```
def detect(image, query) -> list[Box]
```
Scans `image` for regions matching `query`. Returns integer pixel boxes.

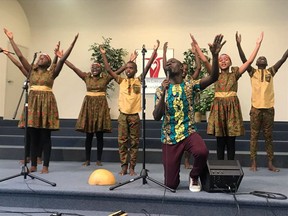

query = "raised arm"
[235,31,252,73]
[142,40,160,78]
[200,34,225,90]
[190,42,201,79]
[273,48,288,72]
[100,46,118,80]
[2,47,28,76]
[4,28,31,72]
[114,50,138,75]
[237,32,263,74]
[162,42,168,76]
[55,49,86,79]
[53,33,79,79]
[51,41,60,65]
[66,60,86,79]
[190,34,212,75]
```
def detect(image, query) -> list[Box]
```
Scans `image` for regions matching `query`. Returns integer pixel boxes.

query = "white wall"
[0,0,30,117]
[1,0,288,121]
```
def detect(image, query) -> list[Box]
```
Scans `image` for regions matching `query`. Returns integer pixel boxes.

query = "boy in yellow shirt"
[100,40,160,175]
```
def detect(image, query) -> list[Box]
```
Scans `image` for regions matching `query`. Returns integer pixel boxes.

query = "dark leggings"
[28,128,51,167]
[85,132,104,161]
[24,133,43,159]
[216,136,236,160]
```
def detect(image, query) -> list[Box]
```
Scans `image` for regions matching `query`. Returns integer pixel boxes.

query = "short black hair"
[126,61,137,71]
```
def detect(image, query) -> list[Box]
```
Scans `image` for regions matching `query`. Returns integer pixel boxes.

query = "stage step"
[0,118,288,168]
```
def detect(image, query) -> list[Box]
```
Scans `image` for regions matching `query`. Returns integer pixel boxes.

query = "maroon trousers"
[162,132,209,190]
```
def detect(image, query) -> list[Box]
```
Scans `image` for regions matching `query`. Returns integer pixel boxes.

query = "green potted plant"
[183,48,214,121]
[199,85,214,115]
[89,37,128,98]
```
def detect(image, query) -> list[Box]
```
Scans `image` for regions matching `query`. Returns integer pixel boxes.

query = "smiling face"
[218,54,231,70]
[91,63,102,75]
[125,61,137,78]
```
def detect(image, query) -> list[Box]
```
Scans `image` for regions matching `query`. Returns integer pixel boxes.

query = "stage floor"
[0,159,287,216]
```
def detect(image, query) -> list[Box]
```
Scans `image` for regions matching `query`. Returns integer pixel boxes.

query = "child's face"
[218,54,231,70]
[91,63,102,75]
[256,56,268,68]
[125,62,137,78]
[37,54,51,68]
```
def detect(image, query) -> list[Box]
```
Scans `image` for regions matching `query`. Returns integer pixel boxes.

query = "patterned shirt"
[154,79,201,144]
[117,76,142,114]
[249,67,276,108]
[84,72,113,92]
[29,64,56,88]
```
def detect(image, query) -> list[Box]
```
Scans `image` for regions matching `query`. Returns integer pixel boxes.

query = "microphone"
[165,71,170,90]
[0,48,15,55]
[142,44,147,53]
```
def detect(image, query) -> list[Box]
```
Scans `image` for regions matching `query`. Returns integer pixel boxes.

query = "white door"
[4,44,28,120]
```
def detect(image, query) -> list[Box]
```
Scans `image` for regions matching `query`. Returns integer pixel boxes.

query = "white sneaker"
[189,177,201,192]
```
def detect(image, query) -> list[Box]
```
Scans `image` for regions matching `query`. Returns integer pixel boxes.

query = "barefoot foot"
[29,166,37,173]
[96,161,103,166]
[250,160,257,172]
[129,168,137,176]
[119,165,128,176]
[82,161,90,166]
[40,166,49,174]
[268,161,280,172]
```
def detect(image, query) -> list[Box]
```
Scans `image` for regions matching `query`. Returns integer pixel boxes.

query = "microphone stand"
[0,52,56,186]
[0,48,15,55]
[109,46,175,192]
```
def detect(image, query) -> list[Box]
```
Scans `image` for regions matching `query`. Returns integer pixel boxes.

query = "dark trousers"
[28,128,51,167]
[162,133,209,190]
[216,136,236,160]
[85,132,104,161]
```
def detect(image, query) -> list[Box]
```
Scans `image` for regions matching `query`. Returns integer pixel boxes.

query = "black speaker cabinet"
[200,160,244,193]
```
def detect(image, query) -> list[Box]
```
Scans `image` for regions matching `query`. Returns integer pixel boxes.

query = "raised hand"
[0,47,8,55]
[163,42,168,52]
[190,34,199,47]
[235,31,241,44]
[99,46,106,54]
[256,32,264,45]
[209,34,226,56]
[3,28,13,40]
[55,49,63,58]
[154,40,160,50]
[191,42,196,54]
[190,34,202,54]
[54,41,60,53]
[73,33,79,44]
[130,50,138,61]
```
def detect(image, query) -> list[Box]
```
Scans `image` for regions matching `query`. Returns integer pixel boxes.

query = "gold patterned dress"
[18,64,59,130]
[76,72,113,133]
[207,67,245,137]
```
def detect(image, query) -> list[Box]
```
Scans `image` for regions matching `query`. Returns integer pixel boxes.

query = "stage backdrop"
[135,48,174,94]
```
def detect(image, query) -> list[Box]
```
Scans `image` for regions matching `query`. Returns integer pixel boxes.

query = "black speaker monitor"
[200,160,244,193]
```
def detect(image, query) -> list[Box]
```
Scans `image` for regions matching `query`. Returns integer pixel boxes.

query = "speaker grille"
[200,160,244,193]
